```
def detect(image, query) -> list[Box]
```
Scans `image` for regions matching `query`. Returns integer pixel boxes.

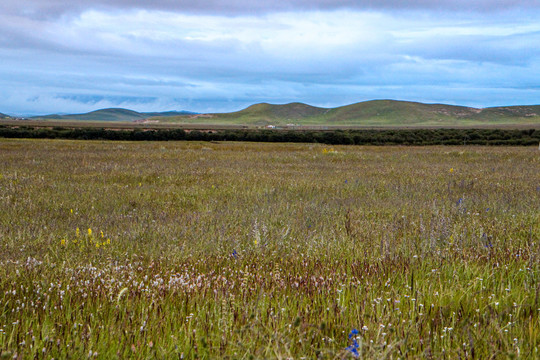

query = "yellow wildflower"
[60,239,66,245]
[449,168,454,173]
[70,209,73,214]
[88,228,92,236]
[106,238,111,245]
[76,227,80,237]
[95,243,100,248]
[100,230,104,238]
[254,240,258,246]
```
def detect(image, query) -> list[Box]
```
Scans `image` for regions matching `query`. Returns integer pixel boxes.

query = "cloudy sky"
[1,1,539,115]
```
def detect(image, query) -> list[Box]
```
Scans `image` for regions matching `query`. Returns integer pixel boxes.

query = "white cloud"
[1,6,539,114]
[62,10,388,59]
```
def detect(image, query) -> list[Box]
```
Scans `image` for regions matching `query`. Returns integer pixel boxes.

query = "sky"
[1,1,539,115]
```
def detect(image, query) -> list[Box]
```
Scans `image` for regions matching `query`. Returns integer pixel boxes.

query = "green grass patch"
[0,140,538,358]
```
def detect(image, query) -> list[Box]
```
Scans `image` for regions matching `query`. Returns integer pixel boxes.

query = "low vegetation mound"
[0,125,539,145]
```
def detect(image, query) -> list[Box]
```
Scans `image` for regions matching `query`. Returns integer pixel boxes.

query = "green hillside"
[0,112,11,119]
[215,102,328,125]
[153,100,540,127]
[479,105,540,120]
[309,100,477,125]
[31,108,194,122]
[33,108,143,122]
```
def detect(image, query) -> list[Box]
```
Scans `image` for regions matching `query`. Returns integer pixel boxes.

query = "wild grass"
[0,139,538,359]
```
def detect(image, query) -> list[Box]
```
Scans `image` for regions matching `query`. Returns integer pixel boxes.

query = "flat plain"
[0,139,538,359]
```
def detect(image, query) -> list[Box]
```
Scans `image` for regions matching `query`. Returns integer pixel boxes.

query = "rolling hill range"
[30,108,196,122]
[3,100,540,127]
[151,100,540,127]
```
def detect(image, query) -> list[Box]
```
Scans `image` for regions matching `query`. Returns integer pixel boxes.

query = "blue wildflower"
[345,344,359,357]
[456,198,467,214]
[481,233,493,248]
[345,329,360,357]
[232,249,238,259]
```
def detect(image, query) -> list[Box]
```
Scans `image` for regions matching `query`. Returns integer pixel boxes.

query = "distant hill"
[0,112,12,119]
[151,100,540,127]
[214,102,328,125]
[31,108,196,122]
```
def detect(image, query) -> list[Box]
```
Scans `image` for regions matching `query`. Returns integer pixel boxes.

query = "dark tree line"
[0,125,538,145]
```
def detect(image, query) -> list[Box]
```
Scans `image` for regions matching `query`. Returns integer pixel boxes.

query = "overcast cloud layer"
[1,1,539,115]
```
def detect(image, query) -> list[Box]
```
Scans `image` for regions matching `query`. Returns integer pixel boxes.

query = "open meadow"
[0,139,538,359]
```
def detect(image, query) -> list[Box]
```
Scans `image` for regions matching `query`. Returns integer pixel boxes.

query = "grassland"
[0,139,538,359]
